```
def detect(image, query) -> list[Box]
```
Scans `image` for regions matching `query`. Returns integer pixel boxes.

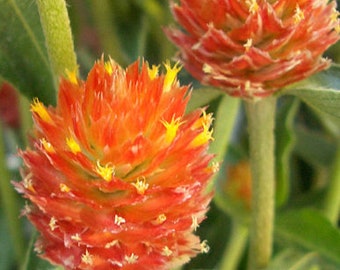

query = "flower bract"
[14,58,216,270]
[166,0,340,98]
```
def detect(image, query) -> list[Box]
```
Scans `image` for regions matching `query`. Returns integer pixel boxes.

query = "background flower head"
[14,59,216,269]
[166,0,340,99]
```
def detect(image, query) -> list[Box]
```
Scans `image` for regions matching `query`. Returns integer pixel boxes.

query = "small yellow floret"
[66,136,81,154]
[81,249,93,265]
[114,214,126,226]
[193,110,213,130]
[40,138,55,153]
[31,98,53,123]
[96,161,115,181]
[59,183,71,193]
[131,176,149,195]
[331,8,340,22]
[147,64,160,80]
[65,69,78,85]
[244,38,253,52]
[191,126,214,147]
[162,246,173,257]
[163,60,181,92]
[246,0,259,14]
[200,240,210,253]
[202,63,213,74]
[152,214,167,225]
[161,117,184,144]
[49,217,58,231]
[293,5,304,24]
[125,253,138,264]
[104,61,113,75]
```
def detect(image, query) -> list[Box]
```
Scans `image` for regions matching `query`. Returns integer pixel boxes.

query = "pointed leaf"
[0,0,56,105]
[21,231,60,270]
[282,65,340,119]
[275,208,340,265]
[275,97,299,206]
[186,87,223,113]
[267,249,339,270]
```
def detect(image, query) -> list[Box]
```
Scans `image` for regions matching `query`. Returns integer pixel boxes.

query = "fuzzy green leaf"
[275,97,299,206]
[267,249,339,270]
[0,0,56,105]
[275,208,340,265]
[283,64,340,118]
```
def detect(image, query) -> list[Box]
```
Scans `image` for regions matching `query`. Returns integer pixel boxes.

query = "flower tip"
[30,98,53,123]
[163,60,182,92]
[65,69,78,85]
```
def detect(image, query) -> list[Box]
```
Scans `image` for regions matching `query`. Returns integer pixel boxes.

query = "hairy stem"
[245,97,276,270]
[36,0,78,83]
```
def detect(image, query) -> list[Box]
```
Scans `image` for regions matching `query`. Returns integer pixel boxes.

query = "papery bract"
[14,59,216,270]
[166,0,340,99]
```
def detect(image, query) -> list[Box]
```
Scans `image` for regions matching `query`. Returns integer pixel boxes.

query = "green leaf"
[294,126,336,167]
[0,0,56,105]
[209,95,240,163]
[275,97,299,206]
[267,249,339,270]
[275,208,340,265]
[21,231,59,270]
[186,87,223,113]
[282,64,340,119]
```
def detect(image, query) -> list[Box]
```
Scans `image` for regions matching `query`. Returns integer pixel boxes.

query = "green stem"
[0,123,25,264]
[245,97,276,270]
[219,221,248,270]
[36,0,78,81]
[91,0,129,65]
[323,143,340,225]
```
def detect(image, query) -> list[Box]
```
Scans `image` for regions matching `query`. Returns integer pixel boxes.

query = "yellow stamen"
[191,215,199,231]
[65,69,78,85]
[81,249,93,265]
[161,116,184,144]
[191,125,214,148]
[31,98,53,123]
[125,253,139,264]
[105,240,119,249]
[147,64,160,80]
[114,214,126,226]
[336,21,340,34]
[244,38,253,52]
[163,60,181,92]
[104,61,113,75]
[23,173,35,193]
[193,110,213,130]
[71,233,81,242]
[66,136,81,154]
[96,161,115,181]
[49,217,58,231]
[40,138,55,153]
[152,214,167,225]
[131,176,149,195]
[162,246,173,257]
[246,0,259,14]
[202,63,213,74]
[331,8,340,23]
[59,183,71,193]
[200,240,210,253]
[293,5,304,24]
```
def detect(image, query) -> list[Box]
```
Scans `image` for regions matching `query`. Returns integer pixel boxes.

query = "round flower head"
[14,59,216,269]
[166,0,340,99]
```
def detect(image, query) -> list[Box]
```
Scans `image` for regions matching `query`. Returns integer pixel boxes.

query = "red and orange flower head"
[166,0,340,99]
[14,59,216,270]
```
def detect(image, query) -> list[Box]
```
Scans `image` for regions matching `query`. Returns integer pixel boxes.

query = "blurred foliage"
[0,1,339,270]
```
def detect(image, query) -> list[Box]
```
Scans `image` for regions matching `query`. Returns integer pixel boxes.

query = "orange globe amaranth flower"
[165,0,340,99]
[14,59,216,270]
